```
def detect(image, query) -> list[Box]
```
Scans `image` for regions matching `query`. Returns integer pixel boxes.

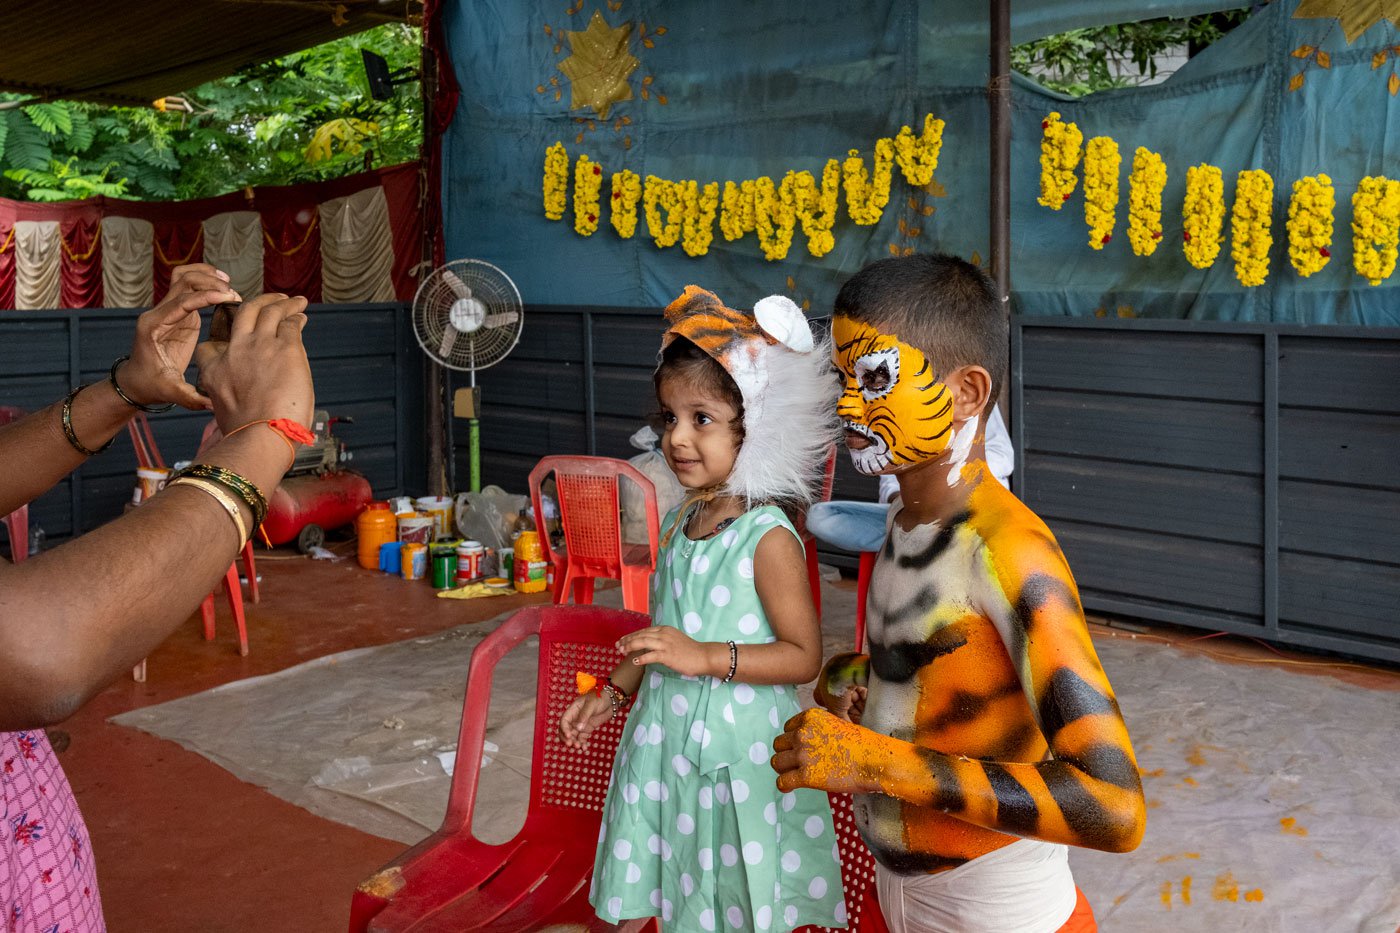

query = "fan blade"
[441,270,473,301]
[481,311,520,329]
[437,323,458,361]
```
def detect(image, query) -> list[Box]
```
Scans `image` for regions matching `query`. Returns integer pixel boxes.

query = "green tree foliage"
[0,23,422,203]
[1013,10,1252,97]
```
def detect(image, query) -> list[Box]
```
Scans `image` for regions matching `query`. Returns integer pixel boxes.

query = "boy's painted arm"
[774,535,1146,854]
[813,651,868,711]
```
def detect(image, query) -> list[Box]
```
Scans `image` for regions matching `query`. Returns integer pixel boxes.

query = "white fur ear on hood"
[753,295,814,353]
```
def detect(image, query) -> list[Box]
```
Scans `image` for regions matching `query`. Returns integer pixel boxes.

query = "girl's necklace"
[680,510,737,558]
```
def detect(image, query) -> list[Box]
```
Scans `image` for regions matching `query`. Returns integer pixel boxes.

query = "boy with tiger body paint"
[771,254,1146,933]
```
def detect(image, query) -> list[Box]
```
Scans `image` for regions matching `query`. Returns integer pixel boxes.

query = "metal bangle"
[170,464,268,530]
[109,355,175,413]
[60,385,114,457]
[167,477,249,549]
[722,640,738,683]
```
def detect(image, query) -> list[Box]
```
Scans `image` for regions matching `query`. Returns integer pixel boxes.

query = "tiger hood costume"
[660,285,840,508]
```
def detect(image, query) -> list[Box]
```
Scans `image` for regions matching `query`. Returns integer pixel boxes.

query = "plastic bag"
[622,426,686,544]
[454,486,530,551]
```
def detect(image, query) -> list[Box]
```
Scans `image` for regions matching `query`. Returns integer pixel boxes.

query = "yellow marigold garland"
[1126,148,1166,257]
[720,180,756,242]
[754,175,798,261]
[543,142,569,221]
[1351,175,1400,286]
[1286,174,1333,278]
[609,169,641,239]
[573,154,603,237]
[1182,164,1225,270]
[1083,136,1121,249]
[842,138,895,226]
[643,176,683,248]
[790,160,841,258]
[893,114,945,187]
[1230,169,1274,287]
[1038,112,1083,210]
[680,180,720,257]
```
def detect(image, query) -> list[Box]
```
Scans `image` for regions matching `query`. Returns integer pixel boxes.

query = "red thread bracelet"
[223,419,315,468]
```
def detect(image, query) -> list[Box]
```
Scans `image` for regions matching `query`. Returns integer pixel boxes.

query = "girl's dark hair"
[653,337,745,441]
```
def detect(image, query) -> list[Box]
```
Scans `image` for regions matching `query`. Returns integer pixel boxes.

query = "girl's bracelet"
[60,385,115,457]
[722,640,738,683]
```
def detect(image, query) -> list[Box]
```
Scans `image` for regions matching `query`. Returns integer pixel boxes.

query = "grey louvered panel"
[1278,336,1400,414]
[1022,328,1262,402]
[1279,551,1400,647]
[1279,408,1400,488]
[1279,480,1400,564]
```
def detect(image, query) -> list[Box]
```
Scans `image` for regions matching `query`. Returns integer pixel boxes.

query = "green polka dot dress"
[589,504,848,931]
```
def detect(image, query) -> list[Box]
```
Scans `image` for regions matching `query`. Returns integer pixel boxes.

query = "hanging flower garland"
[842,138,895,226]
[1038,112,1083,210]
[790,160,841,258]
[573,154,603,237]
[1083,136,1121,249]
[543,142,569,221]
[1230,169,1274,287]
[643,176,683,248]
[1126,147,1166,257]
[1182,164,1225,269]
[680,180,720,257]
[609,169,641,239]
[720,179,756,242]
[1286,173,1334,278]
[1351,175,1400,286]
[894,114,945,187]
[754,175,798,261]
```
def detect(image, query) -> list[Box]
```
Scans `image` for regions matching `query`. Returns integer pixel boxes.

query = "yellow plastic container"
[356,501,396,570]
[513,530,548,594]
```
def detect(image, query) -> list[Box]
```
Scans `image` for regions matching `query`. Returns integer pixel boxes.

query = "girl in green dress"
[560,286,848,932]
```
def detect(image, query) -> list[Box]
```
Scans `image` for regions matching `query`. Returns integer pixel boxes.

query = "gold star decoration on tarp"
[1294,0,1400,43]
[557,9,640,120]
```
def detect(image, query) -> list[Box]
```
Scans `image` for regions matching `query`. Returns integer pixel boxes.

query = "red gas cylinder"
[260,471,374,552]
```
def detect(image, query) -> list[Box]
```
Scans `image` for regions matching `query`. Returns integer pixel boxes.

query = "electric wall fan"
[411,259,524,492]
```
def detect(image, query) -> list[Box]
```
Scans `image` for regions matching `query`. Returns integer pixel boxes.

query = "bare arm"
[616,525,823,685]
[0,291,314,729]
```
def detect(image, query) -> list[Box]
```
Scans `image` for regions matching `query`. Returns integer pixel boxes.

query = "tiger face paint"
[832,316,955,475]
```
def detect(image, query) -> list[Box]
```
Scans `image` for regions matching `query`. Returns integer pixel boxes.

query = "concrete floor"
[54,545,1400,933]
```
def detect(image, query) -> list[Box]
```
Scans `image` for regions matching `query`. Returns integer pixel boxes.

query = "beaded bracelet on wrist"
[722,640,738,683]
[60,385,115,457]
[109,355,175,413]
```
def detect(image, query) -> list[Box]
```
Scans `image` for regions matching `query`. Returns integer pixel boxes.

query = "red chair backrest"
[126,412,166,470]
[529,455,659,569]
[440,604,650,839]
[0,406,25,427]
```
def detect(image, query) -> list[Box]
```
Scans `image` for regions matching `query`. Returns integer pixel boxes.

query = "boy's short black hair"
[833,253,1007,407]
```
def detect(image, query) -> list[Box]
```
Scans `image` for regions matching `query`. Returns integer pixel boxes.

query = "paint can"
[378,540,404,575]
[414,496,454,540]
[396,511,434,546]
[456,540,485,584]
[401,542,428,581]
[430,542,457,589]
[132,466,172,505]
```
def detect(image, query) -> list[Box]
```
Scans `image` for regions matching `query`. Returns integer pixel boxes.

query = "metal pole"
[989,0,1012,305]
[421,23,448,496]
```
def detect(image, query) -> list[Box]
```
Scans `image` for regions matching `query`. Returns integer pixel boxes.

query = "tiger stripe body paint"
[782,318,1146,875]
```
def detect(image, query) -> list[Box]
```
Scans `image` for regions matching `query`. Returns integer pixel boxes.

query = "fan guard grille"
[412,259,524,371]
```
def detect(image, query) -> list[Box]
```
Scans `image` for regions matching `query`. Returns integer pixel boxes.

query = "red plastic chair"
[0,406,28,563]
[797,446,839,620]
[529,455,659,614]
[348,604,654,933]
[855,550,877,653]
[129,413,254,681]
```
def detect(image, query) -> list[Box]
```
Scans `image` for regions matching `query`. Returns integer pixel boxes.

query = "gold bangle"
[167,477,249,549]
[61,385,115,457]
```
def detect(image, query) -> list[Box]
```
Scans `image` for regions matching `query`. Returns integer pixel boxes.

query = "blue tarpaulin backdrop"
[441,0,1400,325]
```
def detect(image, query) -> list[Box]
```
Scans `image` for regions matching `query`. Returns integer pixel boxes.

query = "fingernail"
[216,271,230,281]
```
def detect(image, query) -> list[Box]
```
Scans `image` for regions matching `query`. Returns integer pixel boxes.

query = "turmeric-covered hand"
[771,708,891,795]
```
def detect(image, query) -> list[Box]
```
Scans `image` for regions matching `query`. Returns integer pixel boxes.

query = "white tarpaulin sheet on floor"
[112,584,1400,931]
